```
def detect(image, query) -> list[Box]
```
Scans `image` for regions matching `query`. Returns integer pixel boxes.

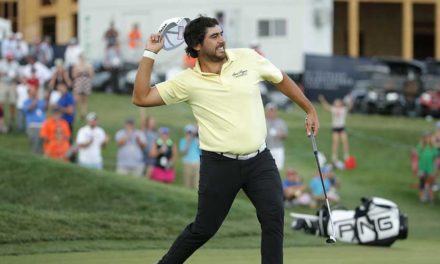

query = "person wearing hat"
[265,102,288,170]
[149,127,178,183]
[179,124,201,190]
[282,168,315,208]
[115,118,147,177]
[75,112,109,169]
[132,16,319,264]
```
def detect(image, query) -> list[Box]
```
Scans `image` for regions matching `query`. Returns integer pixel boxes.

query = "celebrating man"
[133,16,319,264]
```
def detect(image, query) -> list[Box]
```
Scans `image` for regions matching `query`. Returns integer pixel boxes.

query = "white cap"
[86,112,97,122]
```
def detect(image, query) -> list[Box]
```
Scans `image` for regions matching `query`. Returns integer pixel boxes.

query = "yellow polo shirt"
[156,48,283,154]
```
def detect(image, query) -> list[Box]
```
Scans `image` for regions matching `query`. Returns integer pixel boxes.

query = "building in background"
[1,0,440,73]
[78,0,333,74]
[334,0,440,61]
[0,0,78,45]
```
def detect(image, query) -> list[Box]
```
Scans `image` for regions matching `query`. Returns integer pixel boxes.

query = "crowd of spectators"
[0,28,204,190]
[1,25,344,198]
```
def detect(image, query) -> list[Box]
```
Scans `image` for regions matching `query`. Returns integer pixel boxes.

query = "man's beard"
[204,45,226,62]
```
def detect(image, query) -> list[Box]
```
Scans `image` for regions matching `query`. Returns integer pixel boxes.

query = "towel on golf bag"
[290,197,408,246]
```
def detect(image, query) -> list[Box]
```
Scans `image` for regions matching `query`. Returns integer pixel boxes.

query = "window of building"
[258,20,270,37]
[41,0,54,6]
[42,16,57,43]
[1,2,18,32]
[258,19,287,37]
[274,19,286,36]
[73,13,78,39]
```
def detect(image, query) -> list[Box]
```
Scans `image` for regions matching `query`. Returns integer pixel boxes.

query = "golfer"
[133,16,319,264]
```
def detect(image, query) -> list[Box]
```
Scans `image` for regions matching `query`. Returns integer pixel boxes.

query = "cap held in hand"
[158,17,190,51]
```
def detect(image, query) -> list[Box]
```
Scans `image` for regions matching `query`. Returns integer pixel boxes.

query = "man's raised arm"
[132,33,166,107]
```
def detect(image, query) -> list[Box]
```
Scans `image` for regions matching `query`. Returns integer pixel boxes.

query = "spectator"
[128,23,142,62]
[64,37,83,69]
[149,127,178,183]
[142,116,158,179]
[36,36,54,67]
[15,78,30,133]
[265,102,288,170]
[23,84,46,153]
[44,125,71,161]
[48,58,72,91]
[13,32,29,63]
[104,21,119,48]
[20,55,52,97]
[282,168,315,208]
[1,33,15,58]
[103,44,122,93]
[318,95,352,164]
[76,112,109,169]
[72,54,94,120]
[182,54,196,69]
[115,118,147,177]
[416,132,438,204]
[40,107,71,158]
[0,51,20,130]
[56,82,75,135]
[48,59,71,112]
[179,124,201,190]
[309,164,340,203]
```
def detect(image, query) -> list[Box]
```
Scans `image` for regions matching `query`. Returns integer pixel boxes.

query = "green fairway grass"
[1,240,437,264]
[0,93,439,262]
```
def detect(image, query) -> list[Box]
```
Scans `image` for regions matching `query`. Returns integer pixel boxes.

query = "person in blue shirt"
[309,164,340,203]
[23,84,46,153]
[179,124,201,190]
[56,82,75,136]
[282,168,314,208]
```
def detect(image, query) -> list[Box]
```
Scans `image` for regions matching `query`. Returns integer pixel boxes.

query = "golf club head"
[326,236,337,244]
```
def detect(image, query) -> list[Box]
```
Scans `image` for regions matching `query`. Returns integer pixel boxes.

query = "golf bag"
[291,197,408,246]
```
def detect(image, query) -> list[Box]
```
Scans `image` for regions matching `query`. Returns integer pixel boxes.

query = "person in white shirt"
[64,38,83,69]
[76,112,109,169]
[20,56,52,98]
[1,33,15,58]
[14,32,29,63]
[265,103,288,170]
[318,95,352,163]
[15,78,30,132]
[0,52,20,128]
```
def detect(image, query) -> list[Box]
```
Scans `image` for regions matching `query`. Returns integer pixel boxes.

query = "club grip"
[309,133,318,153]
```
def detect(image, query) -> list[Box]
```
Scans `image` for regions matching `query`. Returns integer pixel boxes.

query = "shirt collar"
[193,49,236,76]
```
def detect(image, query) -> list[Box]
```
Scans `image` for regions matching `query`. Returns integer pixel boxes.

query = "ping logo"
[232,70,248,78]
